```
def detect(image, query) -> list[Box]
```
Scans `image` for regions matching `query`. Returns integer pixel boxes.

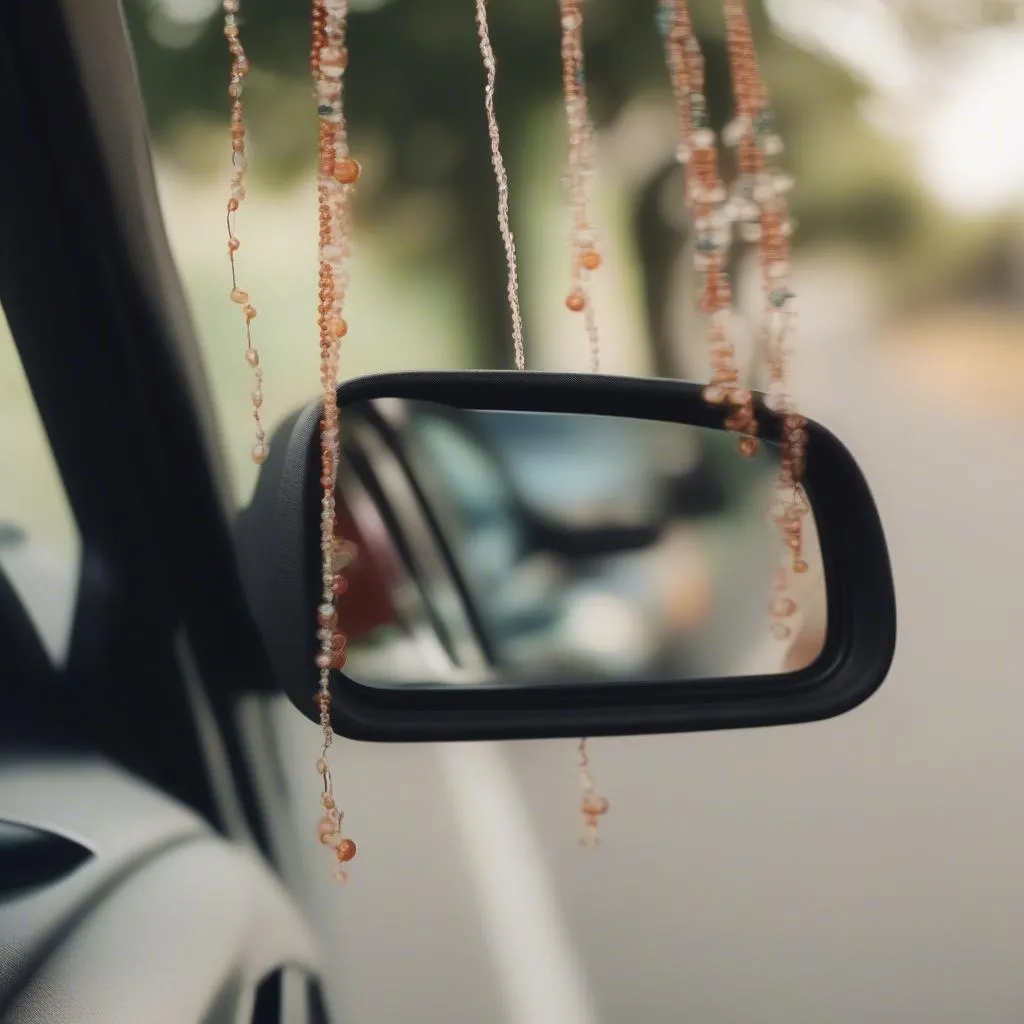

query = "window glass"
[0,308,80,664]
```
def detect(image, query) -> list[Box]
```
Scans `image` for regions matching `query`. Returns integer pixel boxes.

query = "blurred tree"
[124,0,965,371]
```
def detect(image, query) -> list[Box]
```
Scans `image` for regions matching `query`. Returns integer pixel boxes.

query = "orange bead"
[581,794,609,817]
[738,436,759,458]
[322,793,335,809]
[793,559,809,574]
[579,248,601,271]
[329,317,348,339]
[565,290,586,313]
[335,838,357,862]
[335,157,361,185]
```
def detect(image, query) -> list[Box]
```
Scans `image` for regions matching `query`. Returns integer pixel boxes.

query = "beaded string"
[559,0,603,372]
[221,0,269,465]
[557,0,610,842]
[311,0,359,883]
[475,0,526,371]
[577,738,610,849]
[657,0,759,457]
[721,0,809,636]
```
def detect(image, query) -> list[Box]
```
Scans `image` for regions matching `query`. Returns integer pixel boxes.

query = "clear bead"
[722,117,749,147]
[693,128,715,150]
[773,172,795,195]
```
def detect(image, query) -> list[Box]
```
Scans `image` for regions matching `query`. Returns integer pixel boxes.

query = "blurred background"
[2,0,1023,1020]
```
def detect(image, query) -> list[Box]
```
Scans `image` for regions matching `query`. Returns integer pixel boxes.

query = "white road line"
[439,742,598,1024]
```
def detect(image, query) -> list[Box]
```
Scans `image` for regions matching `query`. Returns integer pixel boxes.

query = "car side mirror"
[236,371,896,743]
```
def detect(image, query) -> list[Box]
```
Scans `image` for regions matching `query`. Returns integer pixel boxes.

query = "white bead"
[722,116,749,147]
[773,172,795,195]
[711,208,731,230]
[693,128,715,150]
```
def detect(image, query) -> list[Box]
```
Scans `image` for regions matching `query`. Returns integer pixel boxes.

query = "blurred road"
[270,272,1024,1024]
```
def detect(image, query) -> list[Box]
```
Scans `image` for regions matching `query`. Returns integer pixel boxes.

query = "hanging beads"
[722,0,809,619]
[559,0,602,372]
[657,0,759,455]
[559,0,609,840]
[577,737,609,848]
[222,0,269,465]
[312,0,357,882]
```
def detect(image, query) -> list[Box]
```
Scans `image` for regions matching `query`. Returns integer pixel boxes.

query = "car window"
[0,309,80,664]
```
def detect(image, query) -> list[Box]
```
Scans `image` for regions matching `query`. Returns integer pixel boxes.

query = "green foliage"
[124,0,1004,365]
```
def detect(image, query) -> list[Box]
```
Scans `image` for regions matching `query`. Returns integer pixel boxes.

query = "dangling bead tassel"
[577,738,609,848]
[221,0,269,465]
[722,0,809,625]
[558,2,610,837]
[311,0,358,883]
[657,0,758,453]
[559,0,603,372]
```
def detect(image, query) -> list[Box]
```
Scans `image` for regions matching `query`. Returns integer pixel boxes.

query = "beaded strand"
[559,0,603,372]
[221,0,269,465]
[657,0,760,456]
[721,0,809,636]
[311,0,359,884]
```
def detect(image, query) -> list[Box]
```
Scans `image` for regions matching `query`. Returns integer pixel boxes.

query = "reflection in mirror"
[332,399,827,689]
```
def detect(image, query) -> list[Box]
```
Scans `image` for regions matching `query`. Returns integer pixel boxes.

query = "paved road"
[274,285,1022,1024]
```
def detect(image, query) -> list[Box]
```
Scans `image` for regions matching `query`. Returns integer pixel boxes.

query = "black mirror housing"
[236,371,896,743]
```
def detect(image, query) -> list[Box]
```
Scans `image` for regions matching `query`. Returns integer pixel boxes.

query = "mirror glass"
[332,399,827,688]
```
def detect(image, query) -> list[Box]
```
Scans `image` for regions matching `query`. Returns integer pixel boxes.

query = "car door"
[0,2,333,1020]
